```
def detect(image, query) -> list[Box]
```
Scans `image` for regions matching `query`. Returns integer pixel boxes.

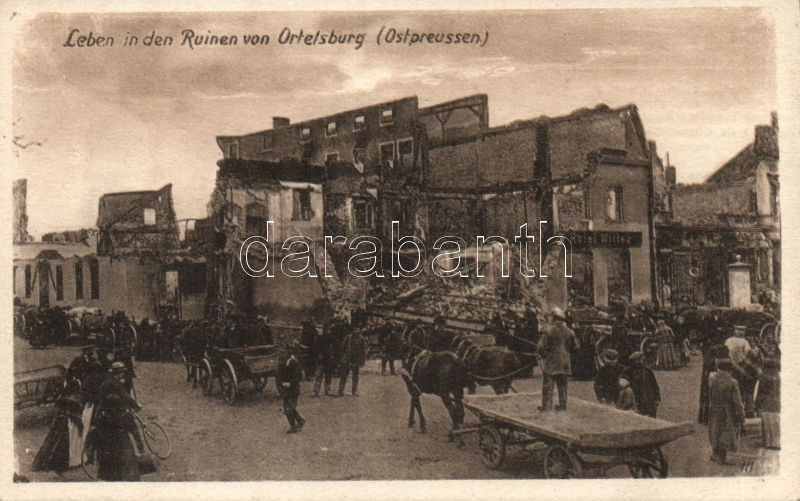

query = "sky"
[12,8,776,237]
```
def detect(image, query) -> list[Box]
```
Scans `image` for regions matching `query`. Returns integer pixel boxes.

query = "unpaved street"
[14,342,778,481]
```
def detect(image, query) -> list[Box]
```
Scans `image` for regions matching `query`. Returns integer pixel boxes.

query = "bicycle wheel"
[142,420,171,459]
[81,433,99,480]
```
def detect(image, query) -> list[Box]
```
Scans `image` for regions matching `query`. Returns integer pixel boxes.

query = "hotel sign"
[565,231,643,248]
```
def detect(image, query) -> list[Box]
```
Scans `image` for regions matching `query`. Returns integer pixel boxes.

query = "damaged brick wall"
[672,181,755,225]
[427,126,538,190]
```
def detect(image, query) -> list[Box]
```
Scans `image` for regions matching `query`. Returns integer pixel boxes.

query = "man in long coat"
[337,325,367,396]
[93,362,142,481]
[277,342,305,433]
[708,359,745,464]
[624,352,661,418]
[537,307,577,411]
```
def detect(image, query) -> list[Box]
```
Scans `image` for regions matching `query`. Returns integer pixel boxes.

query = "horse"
[451,334,524,394]
[399,342,471,444]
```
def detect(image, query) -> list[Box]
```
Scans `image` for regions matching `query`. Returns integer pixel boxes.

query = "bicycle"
[82,410,171,479]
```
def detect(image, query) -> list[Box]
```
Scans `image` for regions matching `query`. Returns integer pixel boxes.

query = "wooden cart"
[14,365,66,410]
[462,393,694,478]
[198,345,281,405]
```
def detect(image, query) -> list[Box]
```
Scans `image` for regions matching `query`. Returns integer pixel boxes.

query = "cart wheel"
[595,335,611,368]
[181,355,192,381]
[544,444,583,479]
[81,430,99,480]
[142,419,171,459]
[220,360,238,405]
[640,336,657,359]
[478,425,506,469]
[628,447,668,478]
[253,376,267,392]
[199,359,214,396]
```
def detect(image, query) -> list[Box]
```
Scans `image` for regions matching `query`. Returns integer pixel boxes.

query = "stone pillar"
[727,255,752,308]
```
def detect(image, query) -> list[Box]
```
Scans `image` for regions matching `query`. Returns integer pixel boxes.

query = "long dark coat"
[94,377,141,481]
[707,370,745,452]
[537,321,576,376]
[624,362,661,417]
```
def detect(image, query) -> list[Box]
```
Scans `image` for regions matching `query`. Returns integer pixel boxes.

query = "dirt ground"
[13,341,778,481]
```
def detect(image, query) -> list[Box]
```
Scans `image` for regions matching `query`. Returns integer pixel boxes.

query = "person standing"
[594,349,623,405]
[536,307,577,412]
[313,321,336,397]
[698,345,728,424]
[610,314,631,364]
[93,362,142,481]
[487,312,507,348]
[381,322,402,376]
[299,320,318,381]
[755,358,780,450]
[654,319,678,370]
[66,345,95,387]
[276,342,305,433]
[724,325,751,366]
[624,352,661,418]
[707,359,745,464]
[338,324,367,396]
[32,380,84,475]
[425,315,450,352]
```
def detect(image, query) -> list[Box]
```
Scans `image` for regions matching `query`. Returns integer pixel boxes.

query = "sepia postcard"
[1,1,798,499]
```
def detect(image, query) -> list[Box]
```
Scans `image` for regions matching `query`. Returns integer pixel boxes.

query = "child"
[616,378,636,411]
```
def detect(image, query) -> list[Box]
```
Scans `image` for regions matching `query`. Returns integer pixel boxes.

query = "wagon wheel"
[544,444,583,478]
[477,424,506,469]
[198,359,214,395]
[253,376,267,392]
[220,359,239,405]
[81,429,99,480]
[627,447,668,478]
[127,325,138,351]
[595,335,611,368]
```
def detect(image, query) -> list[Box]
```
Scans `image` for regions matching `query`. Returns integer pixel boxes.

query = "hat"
[734,325,747,332]
[603,349,619,362]
[715,358,735,373]
[110,361,127,373]
[628,351,644,362]
[550,306,566,320]
[80,344,95,353]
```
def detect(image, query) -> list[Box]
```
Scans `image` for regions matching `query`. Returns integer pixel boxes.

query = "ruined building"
[212,94,669,318]
[656,114,780,308]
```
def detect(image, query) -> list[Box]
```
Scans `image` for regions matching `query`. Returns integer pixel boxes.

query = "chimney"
[273,116,290,129]
[771,111,778,131]
[665,166,676,187]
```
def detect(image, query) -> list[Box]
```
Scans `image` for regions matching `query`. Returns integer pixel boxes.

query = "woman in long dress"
[32,386,84,474]
[654,319,678,370]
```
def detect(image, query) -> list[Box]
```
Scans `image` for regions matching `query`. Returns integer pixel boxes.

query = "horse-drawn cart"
[14,365,66,410]
[462,393,693,478]
[198,345,281,405]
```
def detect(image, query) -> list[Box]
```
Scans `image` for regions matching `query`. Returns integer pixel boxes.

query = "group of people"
[594,349,661,416]
[698,325,780,464]
[271,315,372,434]
[33,343,145,480]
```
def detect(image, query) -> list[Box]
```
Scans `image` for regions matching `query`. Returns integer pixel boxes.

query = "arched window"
[245,202,269,236]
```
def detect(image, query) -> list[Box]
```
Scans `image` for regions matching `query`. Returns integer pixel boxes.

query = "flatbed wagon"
[14,365,66,410]
[462,393,693,478]
[198,345,281,405]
